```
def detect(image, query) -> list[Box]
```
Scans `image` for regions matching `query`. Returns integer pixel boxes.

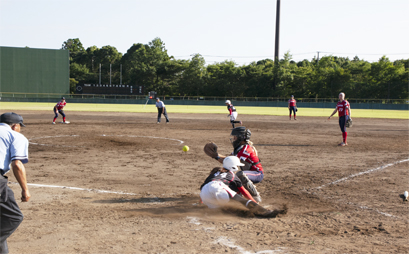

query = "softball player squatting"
[53,97,69,124]
[214,127,263,203]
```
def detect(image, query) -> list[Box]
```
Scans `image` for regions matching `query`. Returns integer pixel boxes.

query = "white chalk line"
[10,182,140,196]
[214,236,286,254]
[28,134,184,147]
[315,158,409,189]
[356,205,403,221]
[310,158,409,221]
[185,217,286,254]
[29,135,80,147]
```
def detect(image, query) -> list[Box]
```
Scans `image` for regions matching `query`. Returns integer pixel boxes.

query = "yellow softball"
[182,145,189,152]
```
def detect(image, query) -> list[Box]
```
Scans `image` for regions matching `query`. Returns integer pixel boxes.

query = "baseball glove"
[346,118,352,128]
[204,142,219,158]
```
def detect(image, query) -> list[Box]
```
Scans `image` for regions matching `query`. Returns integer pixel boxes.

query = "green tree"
[275,52,297,97]
[178,54,207,96]
[206,61,245,97]
[370,56,406,99]
[121,38,172,94]
[61,38,85,62]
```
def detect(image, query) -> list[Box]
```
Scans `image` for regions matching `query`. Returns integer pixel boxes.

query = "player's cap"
[223,156,244,172]
[0,112,26,127]
[291,95,294,97]
[225,100,231,104]
[156,97,160,100]
[61,97,66,100]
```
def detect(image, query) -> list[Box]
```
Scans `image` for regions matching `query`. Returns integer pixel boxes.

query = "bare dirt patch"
[4,110,409,254]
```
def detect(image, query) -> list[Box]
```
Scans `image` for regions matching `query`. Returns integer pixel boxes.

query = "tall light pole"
[273,0,281,92]
[274,0,281,62]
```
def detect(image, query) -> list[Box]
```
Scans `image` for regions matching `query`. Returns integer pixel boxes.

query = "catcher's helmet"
[223,156,244,172]
[230,126,251,148]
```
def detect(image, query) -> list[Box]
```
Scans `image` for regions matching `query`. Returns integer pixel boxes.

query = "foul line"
[214,236,285,254]
[10,182,139,196]
[309,158,409,221]
[29,134,184,147]
[315,158,409,189]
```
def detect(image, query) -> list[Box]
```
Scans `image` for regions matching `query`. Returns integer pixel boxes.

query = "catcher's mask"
[230,126,251,149]
[223,156,244,172]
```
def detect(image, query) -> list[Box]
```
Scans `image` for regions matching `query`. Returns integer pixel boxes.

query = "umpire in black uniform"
[0,113,31,254]
[155,98,170,124]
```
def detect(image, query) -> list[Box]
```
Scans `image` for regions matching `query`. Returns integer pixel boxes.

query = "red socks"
[343,132,348,143]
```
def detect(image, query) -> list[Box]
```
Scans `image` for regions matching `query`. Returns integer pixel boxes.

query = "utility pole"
[274,0,281,62]
[273,0,281,92]
[317,51,320,64]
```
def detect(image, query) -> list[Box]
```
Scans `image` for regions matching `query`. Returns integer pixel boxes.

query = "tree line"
[63,38,408,100]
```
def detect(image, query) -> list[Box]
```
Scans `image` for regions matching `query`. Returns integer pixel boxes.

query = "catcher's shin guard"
[236,171,262,203]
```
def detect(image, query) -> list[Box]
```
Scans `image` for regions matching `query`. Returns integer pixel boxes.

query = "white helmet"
[225,100,231,104]
[223,156,244,172]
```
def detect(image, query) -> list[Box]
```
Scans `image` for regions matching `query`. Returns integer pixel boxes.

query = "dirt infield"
[5,111,409,254]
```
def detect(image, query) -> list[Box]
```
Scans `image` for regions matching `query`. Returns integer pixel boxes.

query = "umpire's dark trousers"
[157,107,169,123]
[0,175,24,254]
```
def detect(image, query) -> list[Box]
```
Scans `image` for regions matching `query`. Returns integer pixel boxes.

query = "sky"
[1,0,408,65]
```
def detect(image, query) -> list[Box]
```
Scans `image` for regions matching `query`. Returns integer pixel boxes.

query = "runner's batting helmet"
[223,156,245,172]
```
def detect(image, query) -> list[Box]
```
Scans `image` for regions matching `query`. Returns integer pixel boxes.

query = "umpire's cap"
[0,112,26,127]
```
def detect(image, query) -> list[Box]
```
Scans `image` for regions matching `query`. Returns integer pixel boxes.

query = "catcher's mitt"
[204,142,219,158]
[346,118,352,128]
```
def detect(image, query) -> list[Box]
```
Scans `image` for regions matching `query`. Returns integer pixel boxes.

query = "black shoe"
[255,209,286,218]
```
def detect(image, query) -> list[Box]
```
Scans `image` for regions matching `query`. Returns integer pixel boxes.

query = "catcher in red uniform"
[204,126,263,203]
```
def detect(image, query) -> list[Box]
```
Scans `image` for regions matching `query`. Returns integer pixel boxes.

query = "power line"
[174,52,409,59]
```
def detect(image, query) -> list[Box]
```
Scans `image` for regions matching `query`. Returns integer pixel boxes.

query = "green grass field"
[0,102,407,119]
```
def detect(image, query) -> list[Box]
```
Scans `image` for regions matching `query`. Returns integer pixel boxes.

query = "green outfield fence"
[0,47,69,94]
[0,92,408,110]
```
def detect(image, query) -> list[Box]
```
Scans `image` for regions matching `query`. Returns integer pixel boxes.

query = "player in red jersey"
[225,100,242,128]
[288,95,297,120]
[328,92,351,146]
[52,97,69,124]
[213,126,263,202]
